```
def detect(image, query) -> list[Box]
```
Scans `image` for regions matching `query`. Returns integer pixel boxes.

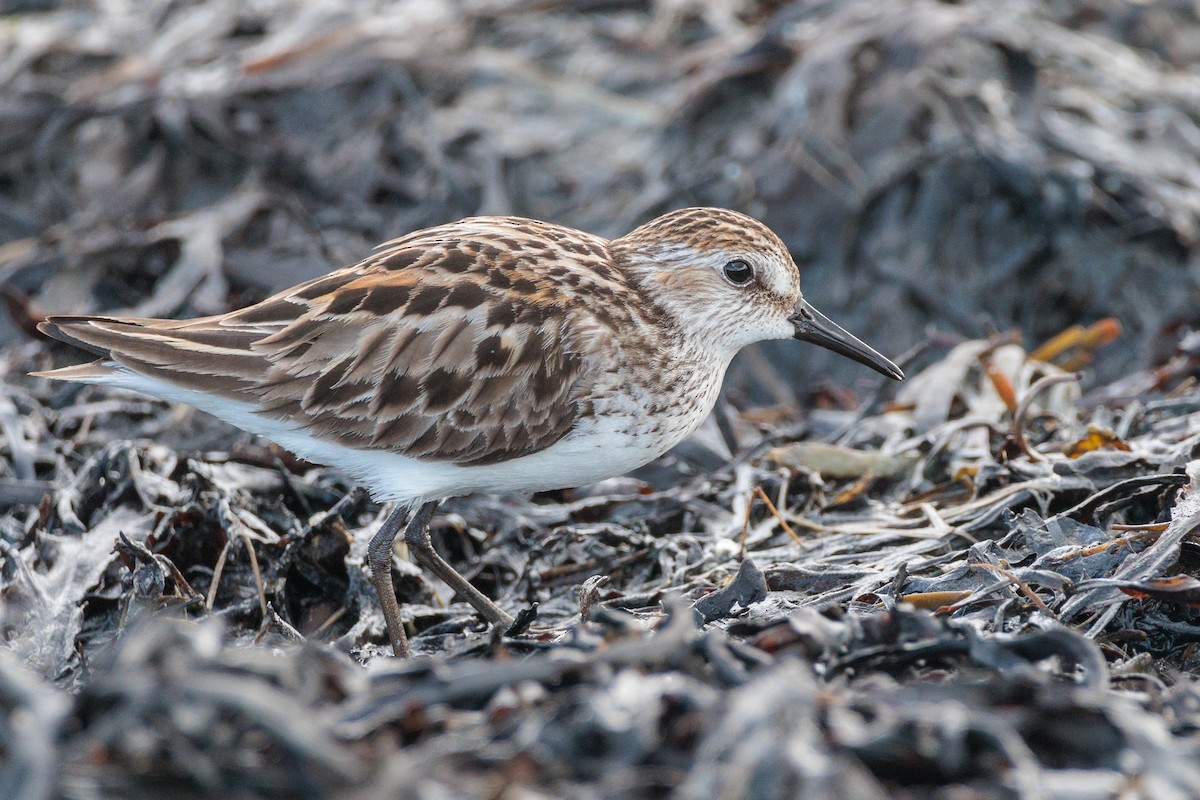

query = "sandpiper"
[35,207,902,656]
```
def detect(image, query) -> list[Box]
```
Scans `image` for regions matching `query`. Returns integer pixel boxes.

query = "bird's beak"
[790,300,904,380]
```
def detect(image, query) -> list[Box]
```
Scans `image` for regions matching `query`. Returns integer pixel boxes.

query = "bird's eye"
[722,259,755,286]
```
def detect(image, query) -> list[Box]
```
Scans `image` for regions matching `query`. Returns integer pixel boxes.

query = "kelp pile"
[6,0,1200,798]
[5,321,1200,798]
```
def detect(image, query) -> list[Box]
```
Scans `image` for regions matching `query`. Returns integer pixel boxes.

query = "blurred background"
[3,0,1200,404]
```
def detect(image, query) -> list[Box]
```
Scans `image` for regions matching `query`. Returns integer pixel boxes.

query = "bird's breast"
[578,341,729,455]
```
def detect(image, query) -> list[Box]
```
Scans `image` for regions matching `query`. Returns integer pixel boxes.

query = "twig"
[740,485,804,558]
[1013,372,1080,461]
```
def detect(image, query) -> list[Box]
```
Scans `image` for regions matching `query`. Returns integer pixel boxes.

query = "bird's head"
[613,207,903,380]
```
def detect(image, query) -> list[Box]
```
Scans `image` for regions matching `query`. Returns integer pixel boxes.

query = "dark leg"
[404,500,513,627]
[366,506,413,658]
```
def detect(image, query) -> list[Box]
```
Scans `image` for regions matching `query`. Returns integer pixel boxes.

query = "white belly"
[88,366,722,504]
[269,408,691,503]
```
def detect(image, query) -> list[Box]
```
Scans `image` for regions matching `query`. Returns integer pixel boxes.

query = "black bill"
[790,301,904,380]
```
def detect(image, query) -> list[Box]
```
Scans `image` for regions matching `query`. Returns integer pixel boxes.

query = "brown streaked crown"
[619,207,790,255]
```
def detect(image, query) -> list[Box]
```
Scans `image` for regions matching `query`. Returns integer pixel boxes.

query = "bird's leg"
[366,505,415,658]
[404,500,514,627]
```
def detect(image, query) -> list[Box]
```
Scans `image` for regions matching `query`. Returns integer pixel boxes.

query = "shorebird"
[34,207,902,656]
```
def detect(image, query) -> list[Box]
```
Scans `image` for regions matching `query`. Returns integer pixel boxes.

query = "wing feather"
[38,217,621,467]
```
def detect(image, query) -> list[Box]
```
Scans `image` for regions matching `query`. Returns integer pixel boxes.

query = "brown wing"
[246,273,587,466]
[39,218,620,467]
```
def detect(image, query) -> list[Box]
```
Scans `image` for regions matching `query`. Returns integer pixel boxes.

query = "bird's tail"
[32,315,268,399]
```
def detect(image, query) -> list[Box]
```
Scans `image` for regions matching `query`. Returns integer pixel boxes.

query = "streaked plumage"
[35,207,902,656]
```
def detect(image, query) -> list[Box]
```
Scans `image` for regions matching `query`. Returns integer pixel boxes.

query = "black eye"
[722,259,754,286]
